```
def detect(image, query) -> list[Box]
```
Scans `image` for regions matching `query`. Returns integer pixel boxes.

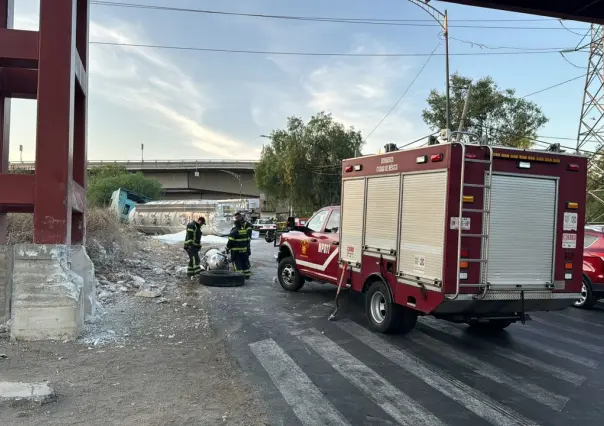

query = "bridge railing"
[9,159,260,171]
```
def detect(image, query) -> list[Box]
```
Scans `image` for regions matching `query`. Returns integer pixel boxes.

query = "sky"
[8,0,592,162]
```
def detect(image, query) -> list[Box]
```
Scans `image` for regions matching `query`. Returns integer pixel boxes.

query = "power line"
[90,41,584,57]
[522,74,585,97]
[90,1,590,31]
[365,43,440,141]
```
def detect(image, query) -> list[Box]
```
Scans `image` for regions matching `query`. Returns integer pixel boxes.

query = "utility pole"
[456,84,472,141]
[407,0,451,132]
[19,144,23,163]
[577,24,604,157]
[141,143,144,162]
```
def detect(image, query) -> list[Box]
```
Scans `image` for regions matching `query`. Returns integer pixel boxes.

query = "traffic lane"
[204,243,604,425]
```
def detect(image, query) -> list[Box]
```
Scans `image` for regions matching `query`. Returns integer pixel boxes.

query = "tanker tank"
[127,198,259,236]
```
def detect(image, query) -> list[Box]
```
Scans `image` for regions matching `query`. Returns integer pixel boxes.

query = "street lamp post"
[219,169,243,200]
[407,0,451,132]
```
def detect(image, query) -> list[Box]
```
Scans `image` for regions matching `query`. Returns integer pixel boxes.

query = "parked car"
[253,218,277,234]
[577,228,604,308]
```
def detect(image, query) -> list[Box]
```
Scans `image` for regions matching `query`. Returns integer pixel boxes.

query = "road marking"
[299,328,444,426]
[249,339,350,426]
[544,312,604,330]
[337,320,539,426]
[504,335,599,369]
[530,315,604,338]
[420,317,586,386]
[519,326,604,354]
[406,329,569,411]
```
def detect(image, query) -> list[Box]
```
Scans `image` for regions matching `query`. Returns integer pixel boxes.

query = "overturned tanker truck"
[276,131,588,334]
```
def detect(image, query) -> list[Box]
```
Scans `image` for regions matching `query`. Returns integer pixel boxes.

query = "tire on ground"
[277,257,305,292]
[365,280,417,334]
[199,270,246,287]
[573,277,597,309]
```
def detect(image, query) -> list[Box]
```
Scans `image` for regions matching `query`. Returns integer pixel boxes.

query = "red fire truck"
[276,134,588,334]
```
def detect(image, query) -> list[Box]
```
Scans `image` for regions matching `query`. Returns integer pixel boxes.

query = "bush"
[88,165,163,207]
[6,208,138,266]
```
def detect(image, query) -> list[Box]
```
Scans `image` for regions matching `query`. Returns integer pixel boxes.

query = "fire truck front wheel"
[278,257,305,292]
[366,281,417,334]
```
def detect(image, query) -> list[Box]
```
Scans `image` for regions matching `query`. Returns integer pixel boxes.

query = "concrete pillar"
[10,244,84,341]
[70,245,96,317]
[0,245,11,322]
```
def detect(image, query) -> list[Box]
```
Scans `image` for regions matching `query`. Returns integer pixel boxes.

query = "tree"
[87,164,163,207]
[255,112,363,215]
[422,73,548,148]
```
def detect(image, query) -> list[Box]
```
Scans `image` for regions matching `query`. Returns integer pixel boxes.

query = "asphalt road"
[205,240,604,426]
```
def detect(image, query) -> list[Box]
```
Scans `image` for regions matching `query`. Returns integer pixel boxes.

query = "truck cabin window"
[324,211,340,233]
[306,211,329,232]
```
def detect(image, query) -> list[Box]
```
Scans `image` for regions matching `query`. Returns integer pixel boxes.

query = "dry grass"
[6,208,139,267]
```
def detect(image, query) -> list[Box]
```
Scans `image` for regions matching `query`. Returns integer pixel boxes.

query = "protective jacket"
[184,221,202,249]
[227,221,252,254]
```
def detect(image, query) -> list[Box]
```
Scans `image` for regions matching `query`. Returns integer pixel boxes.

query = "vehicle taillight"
[568,163,580,171]
[566,202,579,209]
[345,165,353,172]
[431,153,444,162]
[460,248,469,266]
[564,262,573,270]
[462,195,474,203]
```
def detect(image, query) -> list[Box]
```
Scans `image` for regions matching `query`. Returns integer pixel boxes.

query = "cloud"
[88,20,250,159]
[12,6,250,160]
[250,34,430,155]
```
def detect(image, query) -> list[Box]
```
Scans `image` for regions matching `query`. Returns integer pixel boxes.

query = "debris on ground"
[0,382,57,406]
[1,210,268,425]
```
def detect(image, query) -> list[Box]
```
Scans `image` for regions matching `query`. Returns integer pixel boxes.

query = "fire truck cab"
[276,134,588,334]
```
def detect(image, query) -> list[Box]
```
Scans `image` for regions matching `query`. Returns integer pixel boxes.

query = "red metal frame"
[0,0,89,245]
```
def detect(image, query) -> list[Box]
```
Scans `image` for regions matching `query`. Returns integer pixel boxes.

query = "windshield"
[257,219,272,224]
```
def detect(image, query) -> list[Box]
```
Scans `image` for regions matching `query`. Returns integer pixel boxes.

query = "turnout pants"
[231,252,251,278]
[186,246,201,277]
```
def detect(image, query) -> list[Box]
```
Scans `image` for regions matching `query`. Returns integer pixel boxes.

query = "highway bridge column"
[1,0,93,340]
[0,0,12,323]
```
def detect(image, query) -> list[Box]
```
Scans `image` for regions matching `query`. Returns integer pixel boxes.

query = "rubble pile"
[94,239,189,305]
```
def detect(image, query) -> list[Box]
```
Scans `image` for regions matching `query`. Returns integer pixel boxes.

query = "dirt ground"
[0,236,269,426]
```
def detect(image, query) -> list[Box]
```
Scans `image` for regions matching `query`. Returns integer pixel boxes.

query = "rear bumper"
[433,291,581,316]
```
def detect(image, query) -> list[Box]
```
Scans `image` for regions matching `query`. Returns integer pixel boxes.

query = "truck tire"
[573,278,597,309]
[199,270,245,287]
[278,257,305,292]
[467,320,512,334]
[365,280,417,334]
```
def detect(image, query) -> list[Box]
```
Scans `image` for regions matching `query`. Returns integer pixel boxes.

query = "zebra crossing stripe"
[420,317,586,386]
[529,316,604,340]
[519,325,604,354]
[407,329,569,411]
[249,339,350,426]
[299,328,445,426]
[337,320,539,426]
[506,334,599,369]
[545,312,604,330]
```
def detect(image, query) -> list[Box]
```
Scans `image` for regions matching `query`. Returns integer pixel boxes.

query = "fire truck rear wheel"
[573,278,597,309]
[278,257,305,292]
[365,281,417,334]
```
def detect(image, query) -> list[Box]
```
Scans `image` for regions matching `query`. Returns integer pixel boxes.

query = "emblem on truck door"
[300,239,309,256]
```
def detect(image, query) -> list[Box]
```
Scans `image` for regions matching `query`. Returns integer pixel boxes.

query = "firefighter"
[184,216,205,278]
[226,212,252,279]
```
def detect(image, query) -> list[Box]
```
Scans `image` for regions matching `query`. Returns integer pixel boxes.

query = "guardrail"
[9,159,260,171]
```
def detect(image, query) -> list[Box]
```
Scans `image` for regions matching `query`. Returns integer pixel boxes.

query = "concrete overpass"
[10,160,263,201]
